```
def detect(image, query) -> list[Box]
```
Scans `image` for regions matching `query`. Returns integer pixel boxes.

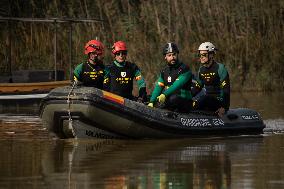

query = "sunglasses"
[198,53,208,58]
[115,51,127,56]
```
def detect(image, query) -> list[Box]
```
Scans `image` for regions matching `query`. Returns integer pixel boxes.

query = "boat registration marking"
[180,118,224,127]
[241,115,259,120]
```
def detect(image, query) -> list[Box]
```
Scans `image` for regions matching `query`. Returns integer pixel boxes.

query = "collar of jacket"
[203,60,216,69]
[113,60,126,67]
[86,60,99,65]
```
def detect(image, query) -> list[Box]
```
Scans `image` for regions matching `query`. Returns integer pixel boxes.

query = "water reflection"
[0,91,284,189]
[0,136,269,189]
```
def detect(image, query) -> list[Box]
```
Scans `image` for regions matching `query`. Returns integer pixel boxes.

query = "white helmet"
[198,42,217,52]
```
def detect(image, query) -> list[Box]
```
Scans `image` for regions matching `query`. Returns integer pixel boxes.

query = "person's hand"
[148,103,154,108]
[157,94,166,103]
[215,107,225,117]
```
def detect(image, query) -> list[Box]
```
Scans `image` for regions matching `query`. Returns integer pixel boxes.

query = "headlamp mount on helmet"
[163,42,179,55]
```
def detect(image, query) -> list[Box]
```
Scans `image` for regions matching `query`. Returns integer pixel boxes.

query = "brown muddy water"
[0,92,283,189]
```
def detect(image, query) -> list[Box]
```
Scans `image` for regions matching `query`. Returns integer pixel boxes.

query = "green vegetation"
[0,0,283,91]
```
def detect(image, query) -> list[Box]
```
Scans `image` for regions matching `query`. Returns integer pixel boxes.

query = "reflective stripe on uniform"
[158,82,164,87]
[135,75,142,80]
[221,80,226,87]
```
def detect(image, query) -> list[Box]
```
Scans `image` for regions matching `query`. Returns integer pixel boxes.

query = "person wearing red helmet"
[73,39,106,88]
[103,41,147,102]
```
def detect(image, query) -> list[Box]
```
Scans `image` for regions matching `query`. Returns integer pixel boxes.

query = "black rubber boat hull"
[40,86,266,139]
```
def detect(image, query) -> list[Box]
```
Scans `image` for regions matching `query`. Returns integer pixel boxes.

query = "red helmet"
[84,40,104,55]
[112,41,127,54]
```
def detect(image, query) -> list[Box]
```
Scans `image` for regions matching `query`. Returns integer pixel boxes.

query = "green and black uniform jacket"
[103,60,146,99]
[195,61,230,109]
[73,61,105,89]
[150,61,193,103]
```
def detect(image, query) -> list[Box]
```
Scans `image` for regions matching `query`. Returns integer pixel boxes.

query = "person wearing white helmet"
[148,42,193,113]
[193,42,230,117]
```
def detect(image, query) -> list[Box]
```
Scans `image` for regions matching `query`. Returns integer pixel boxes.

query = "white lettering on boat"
[241,115,259,120]
[212,118,225,126]
[180,118,224,127]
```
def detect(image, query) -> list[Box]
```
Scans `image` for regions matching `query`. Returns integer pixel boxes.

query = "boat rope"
[67,81,77,138]
[68,140,78,188]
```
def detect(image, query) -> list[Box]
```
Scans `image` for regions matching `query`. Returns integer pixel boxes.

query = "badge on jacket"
[167,76,171,82]
[121,72,126,77]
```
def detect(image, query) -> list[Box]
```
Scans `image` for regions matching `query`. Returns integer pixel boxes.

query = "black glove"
[138,87,148,103]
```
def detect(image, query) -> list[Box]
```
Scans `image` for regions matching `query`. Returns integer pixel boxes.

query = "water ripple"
[263,119,284,133]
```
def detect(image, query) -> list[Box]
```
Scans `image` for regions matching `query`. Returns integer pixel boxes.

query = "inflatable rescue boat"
[40,86,265,139]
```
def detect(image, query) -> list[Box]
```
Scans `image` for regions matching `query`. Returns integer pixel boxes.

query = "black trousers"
[164,94,192,113]
[195,95,222,111]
